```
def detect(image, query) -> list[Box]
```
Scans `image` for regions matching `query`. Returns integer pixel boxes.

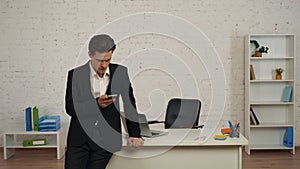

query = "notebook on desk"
[121,113,168,138]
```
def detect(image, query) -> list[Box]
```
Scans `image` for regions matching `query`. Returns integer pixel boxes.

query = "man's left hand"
[127,137,144,148]
[98,95,114,108]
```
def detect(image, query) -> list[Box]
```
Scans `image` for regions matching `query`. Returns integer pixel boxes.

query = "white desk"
[107,129,248,169]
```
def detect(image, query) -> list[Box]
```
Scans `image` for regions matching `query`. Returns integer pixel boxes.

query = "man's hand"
[98,95,115,108]
[127,137,144,148]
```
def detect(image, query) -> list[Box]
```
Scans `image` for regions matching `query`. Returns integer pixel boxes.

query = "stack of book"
[38,116,60,132]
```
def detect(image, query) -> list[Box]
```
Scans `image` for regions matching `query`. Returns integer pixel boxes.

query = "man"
[65,34,144,169]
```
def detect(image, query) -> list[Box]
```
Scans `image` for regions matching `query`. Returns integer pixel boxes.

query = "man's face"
[89,50,112,78]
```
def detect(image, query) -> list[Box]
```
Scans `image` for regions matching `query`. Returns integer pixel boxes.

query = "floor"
[0,148,299,169]
[243,149,300,169]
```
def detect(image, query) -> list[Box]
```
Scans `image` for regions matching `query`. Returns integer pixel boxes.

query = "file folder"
[33,106,39,131]
[23,138,46,146]
[281,85,293,102]
[38,116,61,131]
[25,107,32,131]
[283,128,293,148]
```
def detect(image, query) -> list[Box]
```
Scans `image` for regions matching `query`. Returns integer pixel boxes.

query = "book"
[250,107,260,125]
[281,85,293,102]
[23,138,46,146]
[25,107,32,131]
[33,106,39,131]
[250,64,256,80]
[250,111,255,125]
[250,110,257,125]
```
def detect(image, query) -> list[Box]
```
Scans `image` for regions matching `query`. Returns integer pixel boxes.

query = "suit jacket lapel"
[75,61,94,100]
[106,64,116,95]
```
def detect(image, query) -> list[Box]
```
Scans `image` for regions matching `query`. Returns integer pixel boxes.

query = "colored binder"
[23,139,46,146]
[33,106,39,131]
[281,85,293,102]
[283,128,293,148]
[25,107,32,131]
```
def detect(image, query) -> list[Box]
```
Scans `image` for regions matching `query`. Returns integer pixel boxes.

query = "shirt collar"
[89,61,110,79]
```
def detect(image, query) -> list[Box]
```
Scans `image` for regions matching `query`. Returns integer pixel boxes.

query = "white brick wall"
[0,0,299,146]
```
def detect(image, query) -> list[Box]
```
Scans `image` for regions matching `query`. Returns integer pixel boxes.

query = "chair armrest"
[193,125,204,129]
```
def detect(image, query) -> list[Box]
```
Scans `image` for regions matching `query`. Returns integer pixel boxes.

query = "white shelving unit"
[3,126,67,160]
[245,34,296,155]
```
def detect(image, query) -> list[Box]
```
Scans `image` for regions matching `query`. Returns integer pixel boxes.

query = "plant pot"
[253,51,262,57]
[276,74,282,80]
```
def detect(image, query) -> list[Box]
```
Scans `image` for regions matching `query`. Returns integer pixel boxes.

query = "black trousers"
[65,139,113,169]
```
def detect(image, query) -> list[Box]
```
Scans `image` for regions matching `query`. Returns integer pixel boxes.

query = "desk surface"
[122,128,248,147]
[117,128,247,160]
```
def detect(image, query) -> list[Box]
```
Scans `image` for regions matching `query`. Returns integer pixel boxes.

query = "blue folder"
[283,128,293,147]
[25,107,32,131]
[38,116,60,131]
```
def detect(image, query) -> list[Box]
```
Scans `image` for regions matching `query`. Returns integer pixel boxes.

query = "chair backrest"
[165,98,201,129]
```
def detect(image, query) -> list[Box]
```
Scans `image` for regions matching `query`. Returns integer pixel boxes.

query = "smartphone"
[107,94,118,100]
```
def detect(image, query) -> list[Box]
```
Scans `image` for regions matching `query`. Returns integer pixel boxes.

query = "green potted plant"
[250,40,269,57]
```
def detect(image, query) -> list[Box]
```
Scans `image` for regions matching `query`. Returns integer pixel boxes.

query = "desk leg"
[238,146,242,169]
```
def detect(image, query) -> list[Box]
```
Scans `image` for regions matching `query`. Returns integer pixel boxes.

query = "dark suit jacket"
[65,62,141,152]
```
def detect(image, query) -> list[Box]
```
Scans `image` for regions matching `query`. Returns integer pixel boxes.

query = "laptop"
[121,113,168,138]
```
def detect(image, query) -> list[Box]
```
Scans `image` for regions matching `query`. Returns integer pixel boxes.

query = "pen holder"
[229,126,240,138]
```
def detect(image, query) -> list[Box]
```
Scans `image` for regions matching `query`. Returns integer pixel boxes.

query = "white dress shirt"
[89,61,110,98]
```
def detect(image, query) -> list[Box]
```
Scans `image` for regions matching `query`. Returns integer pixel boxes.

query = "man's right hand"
[98,95,115,108]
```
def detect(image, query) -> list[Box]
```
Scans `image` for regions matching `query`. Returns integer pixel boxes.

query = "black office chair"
[164,98,202,129]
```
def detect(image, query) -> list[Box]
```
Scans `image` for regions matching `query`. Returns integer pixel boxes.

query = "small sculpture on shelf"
[250,40,269,57]
[275,67,284,80]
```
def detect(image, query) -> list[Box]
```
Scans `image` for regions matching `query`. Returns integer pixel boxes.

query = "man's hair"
[88,34,116,55]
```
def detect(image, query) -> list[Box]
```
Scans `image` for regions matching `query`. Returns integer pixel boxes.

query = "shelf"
[249,34,295,37]
[6,142,57,148]
[250,101,294,105]
[250,123,293,128]
[250,144,293,150]
[245,34,296,155]
[3,126,67,160]
[250,57,294,60]
[250,80,294,83]
[4,131,60,135]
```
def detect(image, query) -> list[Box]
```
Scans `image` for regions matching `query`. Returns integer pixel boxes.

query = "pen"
[228,120,233,129]
[236,122,240,130]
